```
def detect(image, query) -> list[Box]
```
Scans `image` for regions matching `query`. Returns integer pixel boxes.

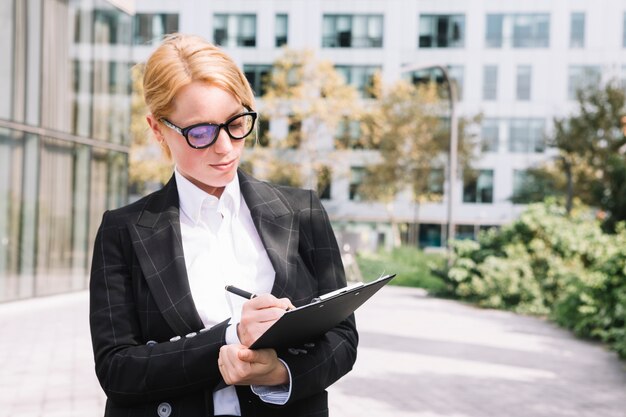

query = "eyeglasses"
[160,111,257,149]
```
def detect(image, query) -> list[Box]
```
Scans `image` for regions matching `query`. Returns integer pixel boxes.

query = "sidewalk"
[0,286,625,417]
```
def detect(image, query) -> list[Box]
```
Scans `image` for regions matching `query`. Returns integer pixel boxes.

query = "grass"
[356,246,447,293]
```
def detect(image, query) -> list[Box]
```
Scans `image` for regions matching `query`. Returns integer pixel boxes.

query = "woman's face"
[149,81,248,197]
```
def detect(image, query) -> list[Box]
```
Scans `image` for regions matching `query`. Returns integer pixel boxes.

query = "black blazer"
[89,170,358,417]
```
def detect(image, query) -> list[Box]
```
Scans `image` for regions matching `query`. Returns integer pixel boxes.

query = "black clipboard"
[250,274,396,349]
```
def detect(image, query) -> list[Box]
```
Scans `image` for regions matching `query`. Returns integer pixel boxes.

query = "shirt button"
[157,402,172,417]
[185,332,197,339]
[169,335,181,342]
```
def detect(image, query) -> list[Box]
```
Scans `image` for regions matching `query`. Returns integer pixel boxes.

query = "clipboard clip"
[311,282,365,303]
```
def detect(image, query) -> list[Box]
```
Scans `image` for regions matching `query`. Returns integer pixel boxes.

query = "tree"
[357,76,480,246]
[251,49,360,190]
[514,81,626,231]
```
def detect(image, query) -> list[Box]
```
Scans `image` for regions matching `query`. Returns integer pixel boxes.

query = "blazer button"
[157,402,172,417]
[146,340,157,347]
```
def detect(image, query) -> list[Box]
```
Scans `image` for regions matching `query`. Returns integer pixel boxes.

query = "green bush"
[444,201,626,359]
[356,246,447,293]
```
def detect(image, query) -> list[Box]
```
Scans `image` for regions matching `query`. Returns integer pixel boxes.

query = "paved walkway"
[0,286,625,417]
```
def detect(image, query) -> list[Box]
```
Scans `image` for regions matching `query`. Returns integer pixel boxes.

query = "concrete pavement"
[0,286,625,417]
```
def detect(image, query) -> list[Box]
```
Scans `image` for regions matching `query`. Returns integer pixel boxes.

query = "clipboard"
[250,274,396,349]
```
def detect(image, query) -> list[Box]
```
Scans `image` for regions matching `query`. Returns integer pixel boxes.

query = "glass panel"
[244,64,272,96]
[317,166,332,200]
[568,65,601,100]
[0,128,23,301]
[481,119,499,152]
[486,14,503,48]
[513,169,529,197]
[0,0,13,119]
[623,13,626,47]
[239,15,256,46]
[483,65,498,100]
[418,223,442,248]
[508,119,545,153]
[214,14,227,45]
[322,15,334,47]
[349,166,365,201]
[512,14,550,48]
[275,14,288,46]
[463,170,494,203]
[419,14,465,48]
[570,12,585,48]
[36,138,75,296]
[516,65,532,100]
[456,225,475,240]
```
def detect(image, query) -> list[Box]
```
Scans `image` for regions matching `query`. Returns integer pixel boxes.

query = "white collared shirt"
[175,168,290,415]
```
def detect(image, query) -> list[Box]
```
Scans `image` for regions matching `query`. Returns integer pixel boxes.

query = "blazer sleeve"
[89,210,228,406]
[279,190,358,404]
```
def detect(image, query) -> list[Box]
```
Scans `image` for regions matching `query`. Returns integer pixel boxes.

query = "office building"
[137,0,626,252]
[0,0,133,301]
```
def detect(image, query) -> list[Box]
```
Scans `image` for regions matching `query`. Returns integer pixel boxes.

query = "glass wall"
[0,0,131,302]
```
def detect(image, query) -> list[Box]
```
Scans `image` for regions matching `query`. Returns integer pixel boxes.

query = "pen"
[225,285,257,300]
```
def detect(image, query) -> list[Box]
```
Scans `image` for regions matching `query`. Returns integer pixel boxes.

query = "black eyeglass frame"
[160,111,258,149]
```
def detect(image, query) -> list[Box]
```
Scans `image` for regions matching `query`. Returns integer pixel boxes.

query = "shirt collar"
[174,167,241,225]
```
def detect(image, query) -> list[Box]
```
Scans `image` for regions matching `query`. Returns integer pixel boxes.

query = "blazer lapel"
[238,170,299,300]
[128,175,204,335]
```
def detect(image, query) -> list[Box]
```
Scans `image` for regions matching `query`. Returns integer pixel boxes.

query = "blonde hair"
[143,33,255,157]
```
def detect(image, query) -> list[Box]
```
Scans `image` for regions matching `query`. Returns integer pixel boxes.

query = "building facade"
[0,0,133,301]
[136,0,626,252]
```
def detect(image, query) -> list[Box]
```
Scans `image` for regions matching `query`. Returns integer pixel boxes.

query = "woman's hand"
[218,345,289,386]
[237,294,294,347]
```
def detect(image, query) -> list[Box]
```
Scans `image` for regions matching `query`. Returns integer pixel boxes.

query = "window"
[570,12,585,48]
[133,13,178,45]
[463,170,494,204]
[409,65,464,100]
[335,65,380,98]
[213,14,256,47]
[481,119,499,152]
[516,65,532,101]
[243,64,272,96]
[322,14,383,48]
[512,169,531,199]
[568,65,601,100]
[93,8,132,45]
[419,14,465,48]
[286,118,302,149]
[425,168,444,196]
[486,14,550,48]
[418,223,443,248]
[335,118,362,149]
[623,13,626,47]
[508,119,545,153]
[257,116,270,147]
[275,14,288,47]
[349,167,365,201]
[485,14,503,47]
[456,225,476,240]
[317,166,332,200]
[483,65,498,100]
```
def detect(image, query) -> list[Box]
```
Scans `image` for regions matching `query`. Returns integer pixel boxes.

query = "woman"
[89,34,357,417]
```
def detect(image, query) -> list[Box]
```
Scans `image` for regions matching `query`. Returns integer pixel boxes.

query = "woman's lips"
[210,159,236,171]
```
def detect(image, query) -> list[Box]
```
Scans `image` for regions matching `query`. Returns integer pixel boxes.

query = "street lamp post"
[400,63,458,251]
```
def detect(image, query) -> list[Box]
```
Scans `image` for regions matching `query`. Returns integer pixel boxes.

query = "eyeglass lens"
[187,113,255,147]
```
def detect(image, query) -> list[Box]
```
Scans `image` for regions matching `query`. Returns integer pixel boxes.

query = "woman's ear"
[146,114,165,143]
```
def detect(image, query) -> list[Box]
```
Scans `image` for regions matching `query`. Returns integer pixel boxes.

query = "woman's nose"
[212,128,233,154]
